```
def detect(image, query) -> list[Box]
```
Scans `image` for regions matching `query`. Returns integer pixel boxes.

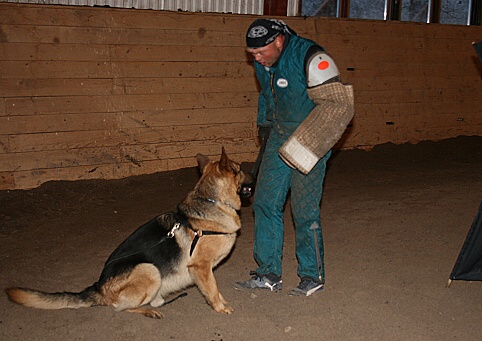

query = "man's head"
[246,35,285,67]
[246,19,294,67]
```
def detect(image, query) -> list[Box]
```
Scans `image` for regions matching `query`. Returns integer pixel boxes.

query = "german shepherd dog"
[6,148,252,319]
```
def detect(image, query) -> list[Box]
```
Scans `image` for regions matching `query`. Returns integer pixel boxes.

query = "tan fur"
[5,148,251,319]
[5,286,98,310]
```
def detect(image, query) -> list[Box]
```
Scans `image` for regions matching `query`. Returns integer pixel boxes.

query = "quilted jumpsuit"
[253,34,331,282]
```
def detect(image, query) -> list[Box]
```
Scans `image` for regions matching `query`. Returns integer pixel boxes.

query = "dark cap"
[246,19,296,48]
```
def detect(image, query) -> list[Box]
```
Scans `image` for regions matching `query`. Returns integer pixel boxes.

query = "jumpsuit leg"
[252,134,291,277]
[290,151,331,282]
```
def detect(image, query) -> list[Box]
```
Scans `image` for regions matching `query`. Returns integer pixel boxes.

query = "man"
[234,18,345,296]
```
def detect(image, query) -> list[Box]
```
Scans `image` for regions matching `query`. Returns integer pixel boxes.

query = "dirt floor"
[1,136,481,341]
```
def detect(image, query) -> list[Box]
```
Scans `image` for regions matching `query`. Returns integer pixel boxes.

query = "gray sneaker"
[289,278,324,296]
[233,273,282,291]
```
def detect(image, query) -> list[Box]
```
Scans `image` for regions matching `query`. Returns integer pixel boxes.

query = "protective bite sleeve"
[279,82,354,174]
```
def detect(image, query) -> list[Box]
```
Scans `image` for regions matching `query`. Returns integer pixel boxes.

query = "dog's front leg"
[188,262,233,314]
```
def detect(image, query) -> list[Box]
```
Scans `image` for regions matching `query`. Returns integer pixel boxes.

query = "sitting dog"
[6,148,251,318]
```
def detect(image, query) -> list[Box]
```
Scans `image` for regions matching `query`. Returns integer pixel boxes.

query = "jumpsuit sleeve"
[256,91,269,127]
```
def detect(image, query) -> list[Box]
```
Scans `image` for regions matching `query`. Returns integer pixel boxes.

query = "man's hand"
[258,125,271,140]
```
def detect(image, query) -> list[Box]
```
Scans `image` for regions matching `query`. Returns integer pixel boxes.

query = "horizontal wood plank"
[7,121,256,153]
[1,24,247,47]
[0,61,256,79]
[1,136,259,172]
[0,112,120,135]
[0,108,258,135]
[4,92,259,115]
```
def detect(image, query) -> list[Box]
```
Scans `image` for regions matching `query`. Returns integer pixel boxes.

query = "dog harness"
[167,222,230,257]
[168,197,236,257]
[189,230,228,256]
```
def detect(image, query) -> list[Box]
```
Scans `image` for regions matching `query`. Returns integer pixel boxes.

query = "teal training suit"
[253,33,331,282]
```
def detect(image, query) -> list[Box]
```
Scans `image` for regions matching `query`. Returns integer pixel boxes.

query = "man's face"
[246,35,285,67]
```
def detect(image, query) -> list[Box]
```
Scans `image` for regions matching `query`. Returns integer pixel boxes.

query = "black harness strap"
[189,230,228,256]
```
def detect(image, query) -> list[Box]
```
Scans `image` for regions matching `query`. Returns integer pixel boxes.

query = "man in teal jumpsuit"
[234,19,341,296]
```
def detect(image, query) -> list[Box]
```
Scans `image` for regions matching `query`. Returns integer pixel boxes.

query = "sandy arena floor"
[1,136,481,341]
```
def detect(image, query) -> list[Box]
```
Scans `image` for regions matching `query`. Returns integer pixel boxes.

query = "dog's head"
[195,148,253,210]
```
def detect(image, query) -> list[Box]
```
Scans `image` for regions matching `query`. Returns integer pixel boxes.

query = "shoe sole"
[289,284,324,296]
[232,282,282,291]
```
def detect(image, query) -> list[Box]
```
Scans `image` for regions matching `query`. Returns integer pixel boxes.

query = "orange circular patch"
[318,61,330,70]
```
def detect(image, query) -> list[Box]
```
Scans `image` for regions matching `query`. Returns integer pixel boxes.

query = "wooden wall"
[1,3,481,190]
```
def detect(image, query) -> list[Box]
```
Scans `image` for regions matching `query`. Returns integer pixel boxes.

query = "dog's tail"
[5,285,100,310]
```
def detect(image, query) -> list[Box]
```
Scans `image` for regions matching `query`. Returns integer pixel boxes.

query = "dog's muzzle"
[239,181,254,198]
[239,171,256,198]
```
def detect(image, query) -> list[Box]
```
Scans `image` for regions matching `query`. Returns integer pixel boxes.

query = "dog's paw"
[125,307,164,319]
[141,309,164,319]
[216,305,234,314]
[145,309,165,319]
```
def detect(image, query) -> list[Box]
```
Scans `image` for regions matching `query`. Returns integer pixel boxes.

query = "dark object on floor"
[448,202,482,287]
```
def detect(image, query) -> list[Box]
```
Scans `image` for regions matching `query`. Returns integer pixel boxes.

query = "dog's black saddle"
[97,211,227,285]
[98,212,188,283]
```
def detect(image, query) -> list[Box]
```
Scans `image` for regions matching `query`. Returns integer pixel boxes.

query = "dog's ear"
[196,154,211,172]
[219,147,230,170]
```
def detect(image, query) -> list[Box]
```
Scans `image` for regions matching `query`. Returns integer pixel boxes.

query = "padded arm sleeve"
[279,82,354,174]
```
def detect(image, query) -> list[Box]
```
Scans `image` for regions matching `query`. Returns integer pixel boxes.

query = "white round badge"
[277,78,288,88]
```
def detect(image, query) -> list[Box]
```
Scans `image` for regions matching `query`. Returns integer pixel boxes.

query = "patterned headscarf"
[246,19,296,48]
